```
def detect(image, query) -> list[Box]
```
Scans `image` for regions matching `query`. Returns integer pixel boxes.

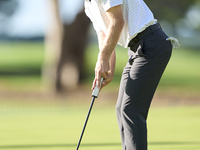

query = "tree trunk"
[56,10,91,92]
[42,0,63,93]
[42,0,90,94]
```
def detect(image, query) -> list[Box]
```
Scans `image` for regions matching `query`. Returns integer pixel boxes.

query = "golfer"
[85,0,179,150]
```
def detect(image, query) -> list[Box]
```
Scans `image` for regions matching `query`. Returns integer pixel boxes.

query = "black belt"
[128,23,161,48]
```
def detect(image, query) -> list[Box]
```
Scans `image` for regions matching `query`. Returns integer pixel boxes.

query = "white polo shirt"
[85,0,157,48]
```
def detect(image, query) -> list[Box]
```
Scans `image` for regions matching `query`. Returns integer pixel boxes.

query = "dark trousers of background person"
[116,25,172,150]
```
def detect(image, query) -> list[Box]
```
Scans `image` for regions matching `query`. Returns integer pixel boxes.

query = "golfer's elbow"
[116,17,124,31]
[110,18,124,34]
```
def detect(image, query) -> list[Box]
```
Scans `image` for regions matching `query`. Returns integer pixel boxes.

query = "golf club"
[76,77,104,150]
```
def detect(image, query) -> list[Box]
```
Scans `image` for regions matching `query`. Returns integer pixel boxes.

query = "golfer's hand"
[92,58,110,90]
[101,70,114,88]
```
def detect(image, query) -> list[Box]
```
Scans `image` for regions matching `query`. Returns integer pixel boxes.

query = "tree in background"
[145,0,197,24]
[42,0,91,93]
[145,0,200,48]
[0,0,18,35]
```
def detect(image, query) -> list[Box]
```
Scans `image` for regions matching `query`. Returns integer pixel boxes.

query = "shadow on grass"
[0,142,200,149]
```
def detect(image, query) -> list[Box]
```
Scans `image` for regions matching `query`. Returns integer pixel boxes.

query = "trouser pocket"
[128,39,147,65]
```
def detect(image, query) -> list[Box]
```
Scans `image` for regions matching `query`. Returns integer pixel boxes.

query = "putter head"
[92,77,103,98]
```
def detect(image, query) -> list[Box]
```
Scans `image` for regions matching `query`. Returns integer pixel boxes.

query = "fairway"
[0,42,200,96]
[0,99,200,150]
[0,42,200,150]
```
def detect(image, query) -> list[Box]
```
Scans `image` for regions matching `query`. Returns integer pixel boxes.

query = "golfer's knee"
[121,104,137,121]
[116,103,121,117]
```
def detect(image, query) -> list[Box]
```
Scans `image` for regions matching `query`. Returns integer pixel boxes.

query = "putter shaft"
[76,96,95,150]
[76,77,103,150]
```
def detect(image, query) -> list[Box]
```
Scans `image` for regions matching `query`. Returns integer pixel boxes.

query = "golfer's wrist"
[98,48,112,60]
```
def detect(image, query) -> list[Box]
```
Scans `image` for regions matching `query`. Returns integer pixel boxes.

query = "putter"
[76,77,104,150]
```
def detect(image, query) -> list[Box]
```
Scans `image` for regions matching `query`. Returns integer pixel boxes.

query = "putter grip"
[92,77,104,98]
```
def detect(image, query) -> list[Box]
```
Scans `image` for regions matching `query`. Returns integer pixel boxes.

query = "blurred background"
[0,0,200,150]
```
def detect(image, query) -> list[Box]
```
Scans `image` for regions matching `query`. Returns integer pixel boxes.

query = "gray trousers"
[116,28,172,150]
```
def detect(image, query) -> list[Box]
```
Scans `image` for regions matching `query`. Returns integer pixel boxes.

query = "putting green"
[0,101,200,150]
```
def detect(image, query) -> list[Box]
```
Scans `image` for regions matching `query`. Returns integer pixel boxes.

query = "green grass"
[0,41,200,150]
[0,100,200,150]
[0,42,44,73]
[0,41,200,93]
[159,49,200,93]
[148,106,200,150]
[0,42,44,90]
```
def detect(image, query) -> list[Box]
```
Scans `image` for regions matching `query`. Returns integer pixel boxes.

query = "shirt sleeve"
[92,22,103,33]
[85,5,103,33]
[101,0,123,11]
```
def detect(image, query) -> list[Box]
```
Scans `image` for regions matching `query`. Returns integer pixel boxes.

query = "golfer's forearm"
[98,31,116,72]
[98,5,124,61]
[109,50,116,74]
[98,21,123,60]
[98,31,106,50]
